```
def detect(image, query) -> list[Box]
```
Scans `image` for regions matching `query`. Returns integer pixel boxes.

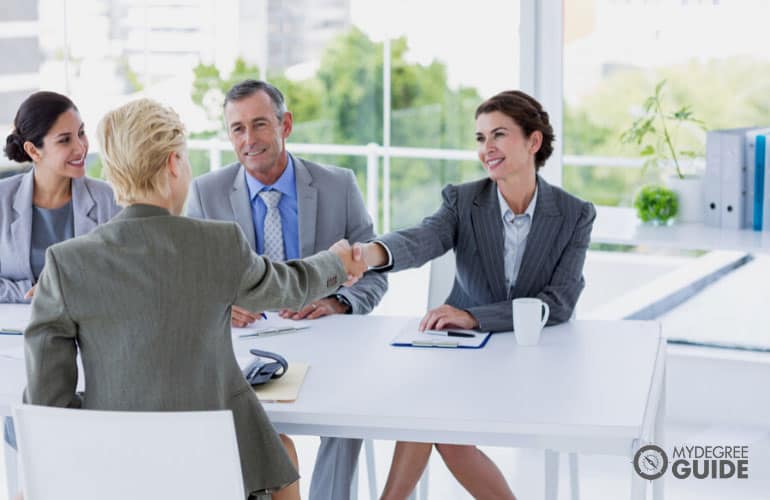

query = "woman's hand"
[24,284,37,300]
[419,304,479,331]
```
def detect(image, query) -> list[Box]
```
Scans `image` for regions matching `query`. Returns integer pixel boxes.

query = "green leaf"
[643,96,657,113]
[672,106,694,121]
[640,145,656,156]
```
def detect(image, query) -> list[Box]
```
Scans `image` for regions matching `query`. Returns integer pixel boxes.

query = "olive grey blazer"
[0,169,120,303]
[379,176,596,332]
[186,155,387,314]
[23,204,347,495]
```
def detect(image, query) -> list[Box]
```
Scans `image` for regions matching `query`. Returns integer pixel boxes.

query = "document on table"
[391,320,491,349]
[253,362,310,403]
[234,316,310,339]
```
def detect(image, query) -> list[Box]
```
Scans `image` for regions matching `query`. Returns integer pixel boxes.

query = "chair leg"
[568,453,579,500]
[4,440,18,500]
[364,439,378,500]
[544,449,559,500]
[350,460,359,500]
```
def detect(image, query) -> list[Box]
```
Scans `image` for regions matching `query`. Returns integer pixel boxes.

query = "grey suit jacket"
[186,155,387,314]
[24,204,348,495]
[0,169,120,303]
[379,176,596,332]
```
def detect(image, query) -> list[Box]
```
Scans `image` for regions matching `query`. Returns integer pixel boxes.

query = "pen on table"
[260,312,268,320]
[0,328,23,336]
[239,325,310,339]
[425,330,476,338]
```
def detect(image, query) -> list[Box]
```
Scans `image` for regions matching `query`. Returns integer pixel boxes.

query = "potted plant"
[621,80,706,223]
[634,184,678,225]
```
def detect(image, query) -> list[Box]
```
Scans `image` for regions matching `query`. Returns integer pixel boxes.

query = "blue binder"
[756,135,767,231]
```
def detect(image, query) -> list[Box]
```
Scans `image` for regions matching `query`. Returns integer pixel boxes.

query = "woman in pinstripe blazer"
[363,91,596,499]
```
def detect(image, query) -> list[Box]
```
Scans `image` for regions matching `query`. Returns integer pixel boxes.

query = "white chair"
[12,405,245,500]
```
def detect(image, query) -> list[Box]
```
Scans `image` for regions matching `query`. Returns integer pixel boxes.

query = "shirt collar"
[245,154,297,201]
[497,185,538,222]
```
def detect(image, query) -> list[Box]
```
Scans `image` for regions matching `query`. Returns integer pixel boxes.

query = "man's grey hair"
[223,79,287,119]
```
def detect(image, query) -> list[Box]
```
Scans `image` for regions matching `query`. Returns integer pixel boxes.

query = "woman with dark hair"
[360,90,596,499]
[0,91,119,303]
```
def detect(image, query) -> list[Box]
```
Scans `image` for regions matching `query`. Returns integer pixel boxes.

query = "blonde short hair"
[97,98,186,205]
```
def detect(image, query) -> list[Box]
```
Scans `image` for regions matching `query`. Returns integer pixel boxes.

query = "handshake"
[328,240,388,286]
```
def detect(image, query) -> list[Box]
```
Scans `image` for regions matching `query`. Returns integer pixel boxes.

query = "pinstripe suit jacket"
[379,176,596,332]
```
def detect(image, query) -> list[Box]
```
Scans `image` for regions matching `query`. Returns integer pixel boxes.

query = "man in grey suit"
[25,97,367,499]
[186,80,387,499]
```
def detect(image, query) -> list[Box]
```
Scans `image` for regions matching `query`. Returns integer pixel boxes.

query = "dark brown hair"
[4,91,77,163]
[475,90,554,170]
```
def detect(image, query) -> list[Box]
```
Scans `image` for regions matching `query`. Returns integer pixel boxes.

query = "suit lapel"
[513,176,563,297]
[72,177,97,236]
[11,169,34,277]
[471,180,507,300]
[293,156,317,258]
[230,165,257,250]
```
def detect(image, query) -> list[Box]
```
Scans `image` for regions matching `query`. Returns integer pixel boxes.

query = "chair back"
[13,405,245,500]
[427,250,456,310]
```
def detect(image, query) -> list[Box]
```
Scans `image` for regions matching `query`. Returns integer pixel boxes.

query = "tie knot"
[259,190,282,208]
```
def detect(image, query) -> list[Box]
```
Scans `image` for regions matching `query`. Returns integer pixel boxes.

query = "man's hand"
[24,284,37,300]
[231,305,263,328]
[418,304,479,331]
[329,239,367,286]
[279,297,348,320]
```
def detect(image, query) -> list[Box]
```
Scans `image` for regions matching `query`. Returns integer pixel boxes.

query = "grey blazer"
[0,169,120,303]
[379,176,596,332]
[186,155,387,314]
[23,204,348,495]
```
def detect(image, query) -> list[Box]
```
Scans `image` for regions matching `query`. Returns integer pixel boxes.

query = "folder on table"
[253,362,309,402]
[391,321,491,349]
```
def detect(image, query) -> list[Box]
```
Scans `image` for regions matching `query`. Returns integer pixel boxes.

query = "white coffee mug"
[512,298,550,346]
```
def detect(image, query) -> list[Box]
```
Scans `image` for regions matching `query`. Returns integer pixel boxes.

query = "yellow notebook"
[253,363,309,402]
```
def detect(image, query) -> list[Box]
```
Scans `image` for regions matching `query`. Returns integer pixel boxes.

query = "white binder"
[719,130,748,229]
[704,130,722,227]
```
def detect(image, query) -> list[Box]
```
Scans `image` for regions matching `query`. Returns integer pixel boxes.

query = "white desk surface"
[594,205,770,253]
[0,305,663,455]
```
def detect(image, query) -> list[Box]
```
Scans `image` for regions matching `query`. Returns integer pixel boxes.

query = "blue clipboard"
[391,329,492,349]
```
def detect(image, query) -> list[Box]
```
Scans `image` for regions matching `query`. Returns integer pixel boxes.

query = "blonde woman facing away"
[22,98,367,499]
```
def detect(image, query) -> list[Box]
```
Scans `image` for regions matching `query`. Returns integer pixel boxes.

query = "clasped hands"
[232,239,369,327]
[330,241,479,330]
[233,240,479,330]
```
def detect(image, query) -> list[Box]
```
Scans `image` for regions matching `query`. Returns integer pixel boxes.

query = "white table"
[0,306,665,500]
